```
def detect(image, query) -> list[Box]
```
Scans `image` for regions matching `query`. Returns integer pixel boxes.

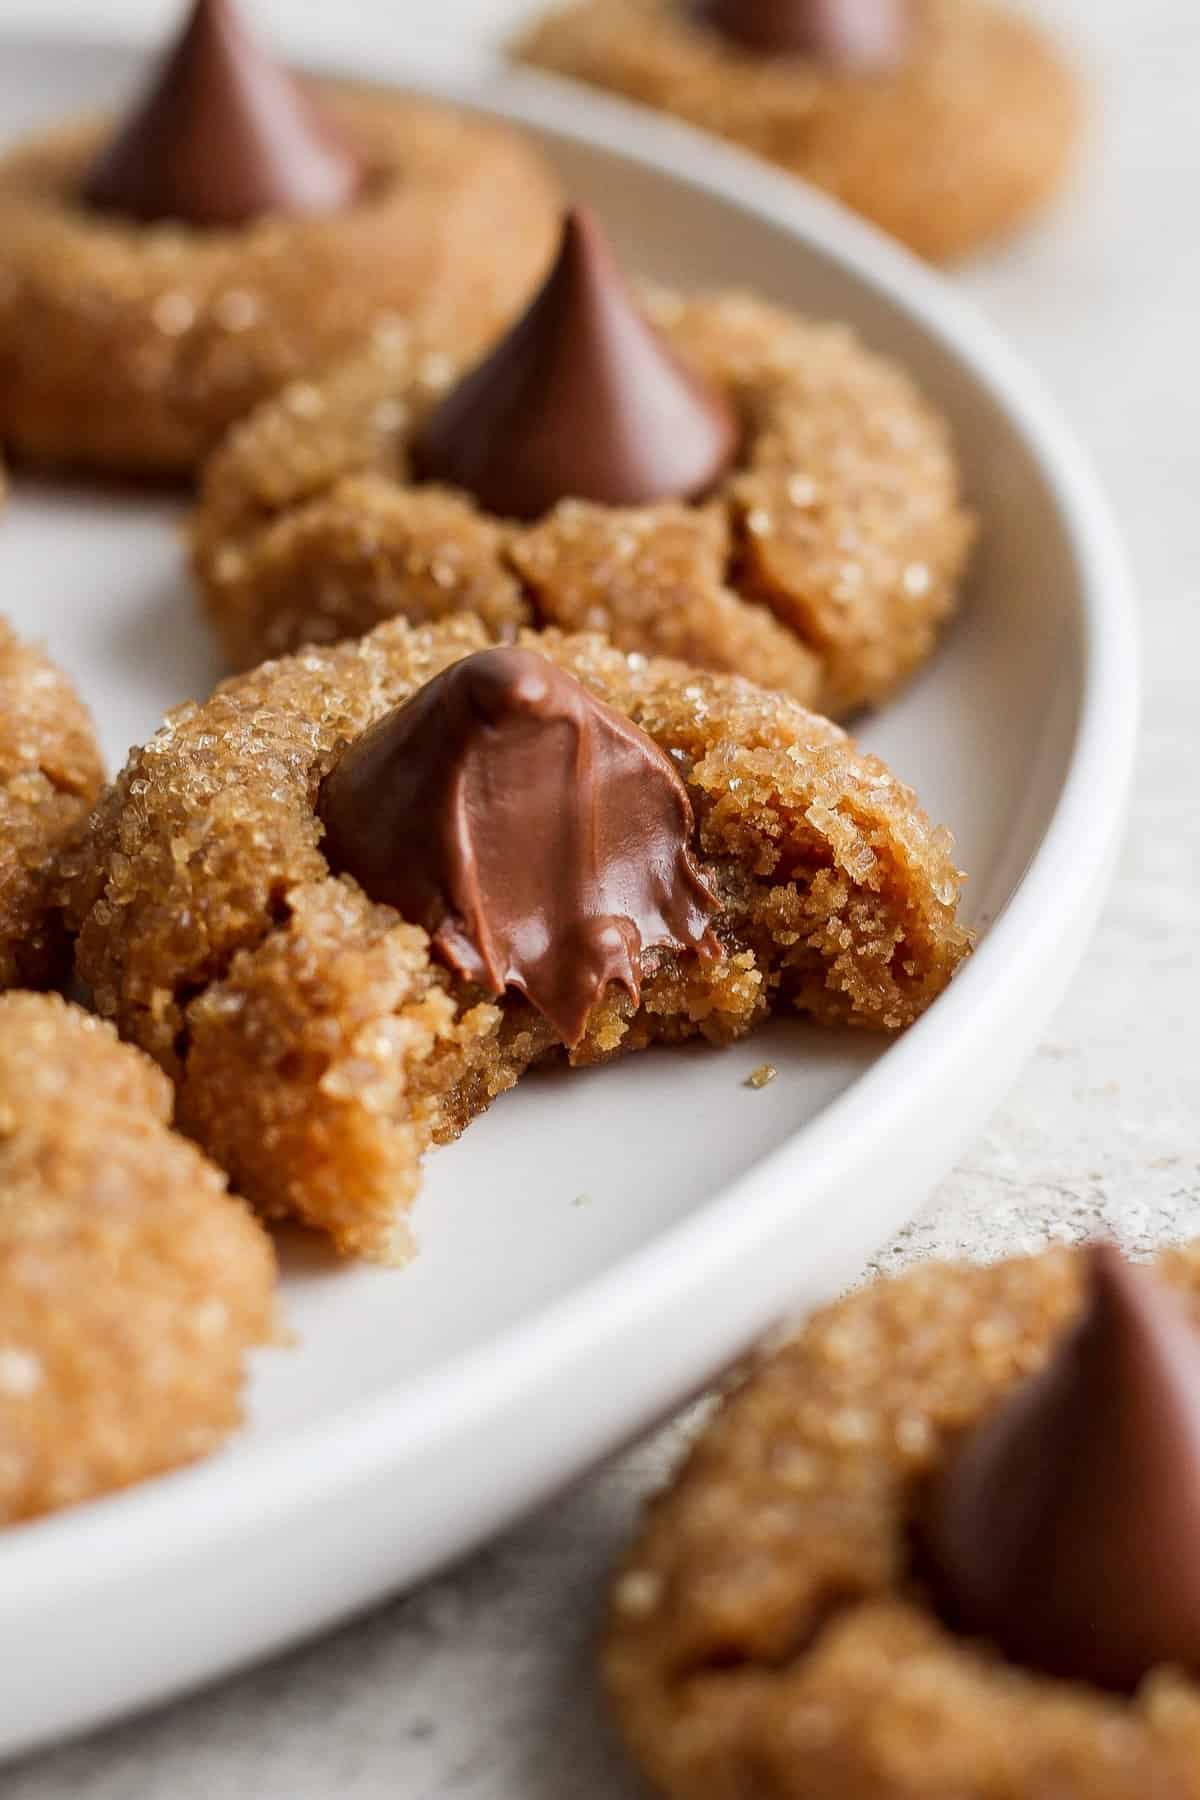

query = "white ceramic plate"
[0,28,1137,1760]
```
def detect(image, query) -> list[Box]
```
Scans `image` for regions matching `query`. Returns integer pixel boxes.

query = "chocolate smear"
[319,647,722,1045]
[83,0,363,228]
[924,1243,1200,1692]
[410,207,740,521]
[694,0,912,70]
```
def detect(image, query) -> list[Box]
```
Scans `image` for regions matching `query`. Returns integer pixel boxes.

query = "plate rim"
[0,19,1139,1733]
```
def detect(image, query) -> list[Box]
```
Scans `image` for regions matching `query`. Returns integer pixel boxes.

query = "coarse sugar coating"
[604,1243,1200,1800]
[192,289,973,718]
[0,992,276,1525]
[516,0,1081,264]
[0,620,104,991]
[61,614,969,1261]
[0,87,559,477]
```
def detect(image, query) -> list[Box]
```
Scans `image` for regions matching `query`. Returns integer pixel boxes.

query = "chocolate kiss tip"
[410,205,740,521]
[318,647,721,1045]
[694,0,912,69]
[83,0,363,229]
[923,1241,1200,1692]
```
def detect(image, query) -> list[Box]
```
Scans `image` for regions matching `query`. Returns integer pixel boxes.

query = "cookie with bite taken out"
[62,614,970,1261]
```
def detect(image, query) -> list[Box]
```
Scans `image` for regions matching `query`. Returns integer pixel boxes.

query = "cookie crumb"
[746,1062,777,1090]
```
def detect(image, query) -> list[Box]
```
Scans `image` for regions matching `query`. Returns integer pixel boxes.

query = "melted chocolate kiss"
[410,207,740,522]
[83,0,363,228]
[318,647,721,1044]
[694,0,911,69]
[924,1243,1200,1692]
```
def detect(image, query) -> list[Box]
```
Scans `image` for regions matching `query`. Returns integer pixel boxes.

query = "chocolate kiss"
[694,0,912,69]
[410,207,740,522]
[318,647,721,1045]
[83,0,363,228]
[924,1244,1200,1692]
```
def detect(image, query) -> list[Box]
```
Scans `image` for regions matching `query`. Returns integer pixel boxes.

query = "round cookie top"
[0,2,560,474]
[193,211,973,718]
[605,1241,1200,1799]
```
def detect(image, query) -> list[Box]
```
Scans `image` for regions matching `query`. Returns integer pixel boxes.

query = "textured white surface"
[5,0,1192,1793]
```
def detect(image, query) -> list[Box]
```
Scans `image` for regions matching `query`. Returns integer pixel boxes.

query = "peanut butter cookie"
[62,614,969,1261]
[0,0,558,477]
[0,621,104,991]
[193,210,972,718]
[0,992,276,1525]
[606,1242,1200,1799]
[517,0,1081,263]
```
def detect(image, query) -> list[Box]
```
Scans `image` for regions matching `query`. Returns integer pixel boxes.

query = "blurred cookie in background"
[516,0,1081,263]
[0,0,559,477]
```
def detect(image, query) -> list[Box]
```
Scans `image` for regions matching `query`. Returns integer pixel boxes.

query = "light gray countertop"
[7,0,1196,1792]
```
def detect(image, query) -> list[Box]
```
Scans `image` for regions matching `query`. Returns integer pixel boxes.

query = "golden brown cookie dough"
[0,992,276,1525]
[517,0,1081,264]
[192,289,973,717]
[0,621,104,991]
[0,87,559,477]
[61,615,969,1261]
[604,1243,1200,1800]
